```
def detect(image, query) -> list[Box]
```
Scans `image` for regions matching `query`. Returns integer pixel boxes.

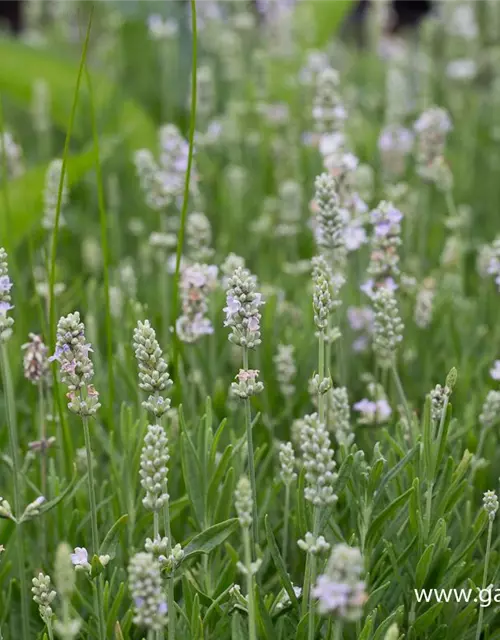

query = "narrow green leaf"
[264,515,299,607]
[366,486,414,549]
[256,585,275,639]
[415,544,435,589]
[411,603,444,634]
[183,519,238,560]
[99,514,129,555]
[180,430,205,529]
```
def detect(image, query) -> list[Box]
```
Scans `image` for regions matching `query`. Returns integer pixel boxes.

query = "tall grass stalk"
[0,344,29,640]
[243,347,259,550]
[243,527,257,640]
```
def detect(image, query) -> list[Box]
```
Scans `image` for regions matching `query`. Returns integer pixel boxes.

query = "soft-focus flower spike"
[274,344,296,398]
[372,287,404,368]
[176,263,217,343]
[235,475,253,529]
[51,312,100,416]
[279,441,297,486]
[0,248,14,342]
[22,333,50,384]
[0,131,24,180]
[42,159,68,230]
[312,543,367,620]
[313,172,346,270]
[128,552,168,631]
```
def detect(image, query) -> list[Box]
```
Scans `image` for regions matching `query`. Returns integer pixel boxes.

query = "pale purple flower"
[353,399,377,422]
[312,575,351,614]
[360,277,398,298]
[248,316,260,332]
[352,336,370,352]
[347,307,374,332]
[0,301,13,315]
[490,361,500,381]
[378,125,413,153]
[345,221,367,252]
[223,295,242,322]
[375,398,392,421]
[71,547,89,567]
[0,275,12,294]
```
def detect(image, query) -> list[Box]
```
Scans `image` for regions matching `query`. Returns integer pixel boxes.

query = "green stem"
[424,481,434,542]
[243,527,257,640]
[282,483,290,569]
[39,381,47,557]
[318,333,325,424]
[82,415,105,640]
[46,620,55,640]
[243,348,259,551]
[334,621,344,640]
[307,509,320,640]
[171,0,197,373]
[475,519,493,640]
[159,408,175,640]
[0,344,29,640]
[391,363,413,438]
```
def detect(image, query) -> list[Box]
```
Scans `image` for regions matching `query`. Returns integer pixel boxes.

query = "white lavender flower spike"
[312,543,367,620]
[0,248,14,342]
[22,333,50,384]
[372,287,404,368]
[314,172,346,270]
[50,312,100,416]
[42,158,68,230]
[224,266,264,349]
[235,475,253,529]
[32,572,56,622]
[140,424,170,512]
[299,413,338,507]
[133,319,172,417]
[483,490,499,521]
[128,552,168,631]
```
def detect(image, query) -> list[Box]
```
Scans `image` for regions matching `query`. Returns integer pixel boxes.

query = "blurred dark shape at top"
[342,0,433,44]
[0,0,22,34]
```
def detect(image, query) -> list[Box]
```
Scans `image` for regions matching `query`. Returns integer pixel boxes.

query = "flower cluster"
[134,123,195,211]
[414,106,452,179]
[430,383,451,423]
[133,320,173,417]
[42,159,68,230]
[276,179,303,238]
[414,278,436,329]
[312,544,367,620]
[299,413,338,507]
[176,263,217,343]
[312,255,344,338]
[313,67,346,144]
[363,201,403,294]
[329,386,353,448]
[128,552,168,631]
[378,124,414,177]
[186,212,214,262]
[479,390,500,430]
[273,344,296,398]
[0,248,14,342]
[231,368,264,399]
[54,543,80,640]
[140,424,170,512]
[50,312,100,416]
[298,532,330,555]
[483,490,499,521]
[279,441,296,486]
[22,333,49,384]
[0,496,13,519]
[313,172,346,270]
[235,475,253,529]
[347,306,374,353]
[372,287,404,367]
[0,131,24,180]
[491,360,500,381]
[353,397,392,425]
[32,573,56,622]
[224,267,264,349]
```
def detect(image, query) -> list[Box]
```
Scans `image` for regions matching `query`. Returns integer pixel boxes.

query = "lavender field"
[1,1,500,639]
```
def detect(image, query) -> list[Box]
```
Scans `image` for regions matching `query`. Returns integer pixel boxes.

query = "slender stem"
[302,507,319,616]
[282,483,290,569]
[476,519,493,640]
[391,363,413,437]
[159,410,175,640]
[334,621,344,640]
[424,481,434,542]
[171,0,197,373]
[38,381,47,556]
[308,510,321,640]
[46,620,55,640]
[243,527,257,640]
[153,512,160,640]
[0,344,30,640]
[82,415,105,640]
[243,348,259,550]
[318,333,325,424]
